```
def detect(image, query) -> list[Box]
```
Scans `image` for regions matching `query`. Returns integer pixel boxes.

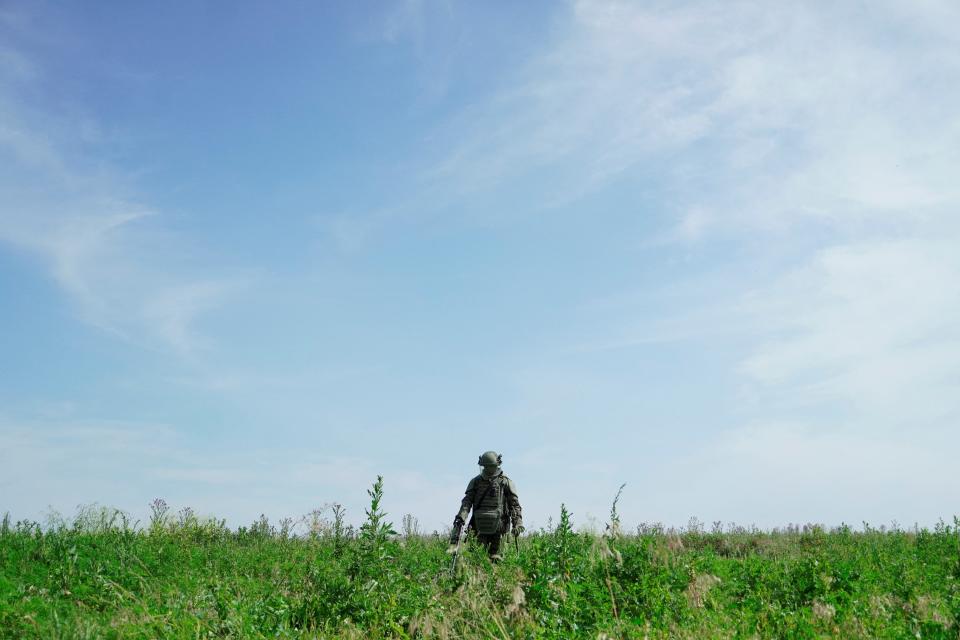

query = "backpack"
[472,475,507,535]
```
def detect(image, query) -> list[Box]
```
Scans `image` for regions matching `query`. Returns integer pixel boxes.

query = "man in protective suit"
[449,450,523,561]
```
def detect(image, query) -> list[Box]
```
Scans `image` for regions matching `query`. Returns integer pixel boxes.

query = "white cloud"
[0,418,462,531]
[433,1,960,526]
[0,421,180,520]
[644,420,960,527]
[737,237,960,424]
[0,46,247,357]
[3,1,959,529]
[488,1,960,409]
[141,279,249,357]
[420,1,960,229]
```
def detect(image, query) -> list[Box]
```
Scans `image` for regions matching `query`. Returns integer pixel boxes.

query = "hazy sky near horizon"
[2,0,960,532]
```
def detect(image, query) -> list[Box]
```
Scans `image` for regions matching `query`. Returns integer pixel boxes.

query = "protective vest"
[471,474,508,535]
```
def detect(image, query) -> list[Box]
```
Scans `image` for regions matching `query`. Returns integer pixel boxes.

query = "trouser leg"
[478,533,502,560]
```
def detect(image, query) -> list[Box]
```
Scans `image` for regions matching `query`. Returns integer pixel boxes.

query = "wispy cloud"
[3,1,959,530]
[336,0,960,250]
[140,279,250,357]
[416,0,960,525]
[0,43,247,358]
[422,1,960,222]
[378,0,429,46]
[738,237,960,425]
[494,2,960,386]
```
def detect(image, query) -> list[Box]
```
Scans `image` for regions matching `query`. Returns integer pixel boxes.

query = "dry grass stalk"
[684,573,721,609]
[811,600,836,622]
[504,584,525,620]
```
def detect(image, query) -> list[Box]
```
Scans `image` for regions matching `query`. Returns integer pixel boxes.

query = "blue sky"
[2,0,959,532]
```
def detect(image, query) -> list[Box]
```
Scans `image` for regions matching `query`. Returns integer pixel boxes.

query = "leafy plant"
[2,488,959,639]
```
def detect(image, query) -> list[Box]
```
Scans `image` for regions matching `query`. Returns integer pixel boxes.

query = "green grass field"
[2,478,959,639]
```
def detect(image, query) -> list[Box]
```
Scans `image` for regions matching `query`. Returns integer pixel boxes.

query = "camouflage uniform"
[451,451,523,560]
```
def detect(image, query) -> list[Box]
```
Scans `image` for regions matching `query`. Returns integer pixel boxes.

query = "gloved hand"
[449,516,465,544]
[513,524,525,535]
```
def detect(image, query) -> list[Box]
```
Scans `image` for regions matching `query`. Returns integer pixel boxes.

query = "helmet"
[478,451,502,466]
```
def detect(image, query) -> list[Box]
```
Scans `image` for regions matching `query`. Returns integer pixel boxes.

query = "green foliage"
[606,483,626,538]
[1,490,958,639]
